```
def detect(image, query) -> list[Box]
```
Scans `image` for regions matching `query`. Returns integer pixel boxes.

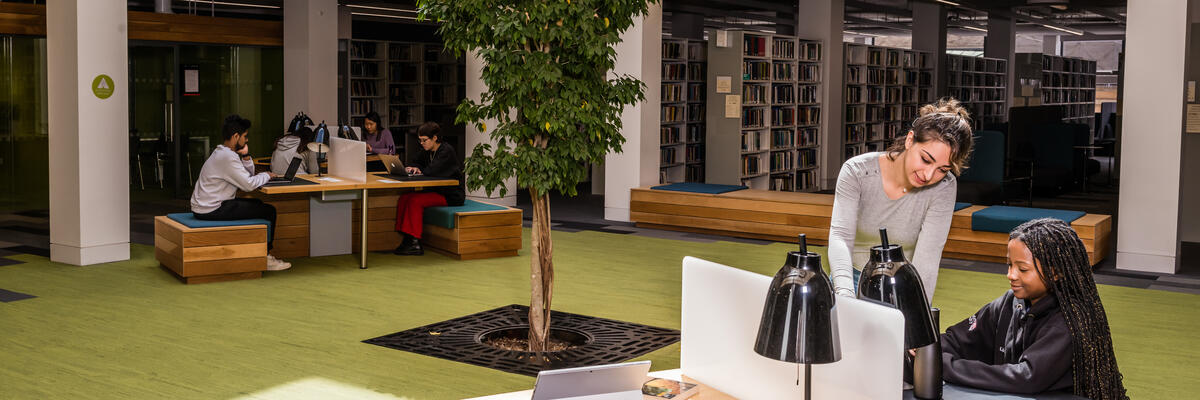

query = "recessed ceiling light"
[935,0,961,6]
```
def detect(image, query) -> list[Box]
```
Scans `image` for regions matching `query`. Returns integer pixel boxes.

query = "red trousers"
[395,191,447,239]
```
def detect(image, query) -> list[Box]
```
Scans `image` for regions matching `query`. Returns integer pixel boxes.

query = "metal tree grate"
[363,304,680,376]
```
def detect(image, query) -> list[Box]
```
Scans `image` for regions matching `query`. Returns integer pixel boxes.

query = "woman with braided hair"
[940,218,1128,399]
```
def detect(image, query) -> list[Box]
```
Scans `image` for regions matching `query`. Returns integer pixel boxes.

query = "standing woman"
[362,111,396,155]
[393,122,464,255]
[828,98,974,302]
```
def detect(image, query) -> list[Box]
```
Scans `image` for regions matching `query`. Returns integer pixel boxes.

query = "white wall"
[47,0,130,265]
[604,4,662,222]
[464,50,517,206]
[1117,0,1190,273]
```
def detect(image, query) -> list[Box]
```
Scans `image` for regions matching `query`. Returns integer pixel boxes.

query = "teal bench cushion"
[651,182,748,194]
[954,202,971,212]
[171,213,272,242]
[971,206,1086,234]
[424,200,510,229]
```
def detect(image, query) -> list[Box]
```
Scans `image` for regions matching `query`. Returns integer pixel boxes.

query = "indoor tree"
[418,0,655,351]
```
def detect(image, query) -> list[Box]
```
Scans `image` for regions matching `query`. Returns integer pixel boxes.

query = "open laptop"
[530,361,651,400]
[262,157,302,186]
[376,154,441,181]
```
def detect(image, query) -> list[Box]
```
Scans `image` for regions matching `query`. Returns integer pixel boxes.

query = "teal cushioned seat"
[171,213,272,242]
[424,200,509,229]
[651,182,748,194]
[970,206,1086,234]
[954,202,971,212]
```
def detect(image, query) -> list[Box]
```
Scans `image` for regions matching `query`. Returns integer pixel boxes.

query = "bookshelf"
[842,43,934,162]
[346,40,466,161]
[661,37,707,183]
[706,29,823,192]
[946,54,1008,131]
[1013,53,1096,130]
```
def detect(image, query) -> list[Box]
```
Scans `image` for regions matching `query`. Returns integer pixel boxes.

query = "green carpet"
[0,229,1196,399]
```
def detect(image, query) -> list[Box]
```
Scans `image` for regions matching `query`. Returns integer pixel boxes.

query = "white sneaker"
[266,255,292,271]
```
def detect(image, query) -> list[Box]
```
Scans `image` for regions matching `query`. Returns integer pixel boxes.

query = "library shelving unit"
[660,37,707,183]
[706,29,823,192]
[842,43,934,162]
[946,54,1008,130]
[1013,53,1096,131]
[346,40,466,161]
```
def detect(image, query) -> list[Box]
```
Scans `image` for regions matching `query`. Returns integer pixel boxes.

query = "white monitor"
[329,136,366,182]
[530,361,650,400]
[680,256,905,399]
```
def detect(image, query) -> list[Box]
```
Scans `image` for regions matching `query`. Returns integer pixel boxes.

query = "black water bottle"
[913,307,943,399]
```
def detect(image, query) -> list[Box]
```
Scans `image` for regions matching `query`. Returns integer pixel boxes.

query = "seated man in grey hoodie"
[270,126,320,176]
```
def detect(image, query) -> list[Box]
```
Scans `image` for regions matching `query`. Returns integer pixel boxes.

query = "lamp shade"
[754,237,841,364]
[856,229,938,349]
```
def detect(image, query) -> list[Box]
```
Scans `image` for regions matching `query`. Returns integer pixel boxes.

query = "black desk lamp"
[856,228,938,349]
[754,234,841,400]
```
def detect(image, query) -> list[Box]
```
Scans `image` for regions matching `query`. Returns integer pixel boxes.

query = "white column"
[796,0,844,189]
[912,2,948,96]
[47,0,130,265]
[464,51,517,206]
[604,4,662,222]
[284,0,339,125]
[1117,0,1190,273]
[985,14,1016,110]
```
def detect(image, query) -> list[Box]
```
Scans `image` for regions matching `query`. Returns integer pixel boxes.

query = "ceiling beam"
[844,15,911,32]
[1079,6,1126,24]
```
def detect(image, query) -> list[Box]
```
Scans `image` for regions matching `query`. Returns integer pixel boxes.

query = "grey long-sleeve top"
[190,145,270,214]
[828,152,957,302]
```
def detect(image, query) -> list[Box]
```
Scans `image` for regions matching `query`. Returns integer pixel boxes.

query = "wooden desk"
[251,173,457,268]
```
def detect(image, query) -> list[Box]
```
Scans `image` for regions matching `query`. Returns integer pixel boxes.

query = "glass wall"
[0,36,49,213]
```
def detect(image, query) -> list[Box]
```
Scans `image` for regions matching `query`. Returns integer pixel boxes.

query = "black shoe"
[393,241,424,256]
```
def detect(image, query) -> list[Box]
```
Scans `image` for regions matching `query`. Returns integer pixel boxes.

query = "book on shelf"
[687,63,705,81]
[685,144,703,163]
[687,104,704,122]
[797,107,821,126]
[350,61,380,78]
[662,41,683,60]
[771,38,795,59]
[771,128,794,149]
[742,61,770,80]
[663,63,686,80]
[349,41,379,59]
[743,35,768,57]
[741,108,765,128]
[686,125,704,142]
[743,84,768,104]
[686,83,705,102]
[660,126,681,144]
[662,105,684,123]
[661,147,678,164]
[742,154,761,175]
[662,83,684,102]
[741,131,762,152]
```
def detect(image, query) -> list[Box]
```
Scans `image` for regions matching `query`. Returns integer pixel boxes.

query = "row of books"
[744,36,769,58]
[423,86,458,104]
[685,144,704,163]
[662,105,685,123]
[686,165,704,182]
[350,99,377,116]
[662,84,683,103]
[741,108,765,129]
[350,61,381,78]
[423,65,457,83]
[388,44,413,61]
[772,38,797,59]
[661,126,681,144]
[772,85,794,103]
[688,63,705,81]
[948,73,1006,87]
[742,154,762,175]
[950,87,1006,102]
[663,64,687,81]
[688,104,704,122]
[661,147,678,165]
[947,56,1005,73]
[349,80,379,97]
[771,108,795,126]
[389,86,418,103]
[1042,89,1095,104]
[769,151,794,172]
[687,84,705,102]
[687,125,705,142]
[390,64,419,82]
[350,42,379,59]
[663,41,684,60]
[742,131,763,152]
[1041,72,1096,88]
[388,106,418,126]
[744,85,768,104]
[743,61,771,80]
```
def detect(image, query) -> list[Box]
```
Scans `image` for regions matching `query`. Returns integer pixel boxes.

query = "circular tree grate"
[362,304,680,376]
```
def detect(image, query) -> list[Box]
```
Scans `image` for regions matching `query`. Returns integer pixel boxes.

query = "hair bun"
[918,97,969,120]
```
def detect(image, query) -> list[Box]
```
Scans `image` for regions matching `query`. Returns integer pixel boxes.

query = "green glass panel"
[0,37,49,213]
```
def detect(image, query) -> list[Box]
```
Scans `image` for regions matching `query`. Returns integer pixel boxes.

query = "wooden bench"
[630,185,1113,265]
[946,205,1112,266]
[154,214,268,284]
[351,193,522,260]
[630,187,833,244]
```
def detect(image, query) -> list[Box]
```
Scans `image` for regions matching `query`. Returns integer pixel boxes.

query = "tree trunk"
[527,189,554,352]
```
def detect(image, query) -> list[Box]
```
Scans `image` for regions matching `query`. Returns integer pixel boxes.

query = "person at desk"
[362,111,396,155]
[192,114,291,271]
[393,122,464,256]
[940,218,1128,399]
[827,98,974,302]
[270,126,319,175]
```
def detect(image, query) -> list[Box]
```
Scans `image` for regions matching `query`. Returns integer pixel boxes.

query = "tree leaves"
[419,0,656,197]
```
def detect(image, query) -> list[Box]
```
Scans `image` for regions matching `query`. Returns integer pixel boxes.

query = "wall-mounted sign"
[183,64,200,96]
[91,74,114,99]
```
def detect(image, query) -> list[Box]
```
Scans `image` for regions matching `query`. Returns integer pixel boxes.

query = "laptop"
[530,361,651,400]
[263,157,302,186]
[376,154,441,181]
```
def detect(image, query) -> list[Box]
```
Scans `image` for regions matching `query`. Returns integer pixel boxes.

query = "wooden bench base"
[154,216,267,284]
[630,187,1113,266]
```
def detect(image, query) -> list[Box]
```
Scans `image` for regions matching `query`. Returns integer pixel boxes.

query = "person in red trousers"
[393,122,464,255]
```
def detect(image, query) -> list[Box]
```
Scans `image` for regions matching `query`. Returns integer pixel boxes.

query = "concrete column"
[795,0,843,190]
[47,0,130,265]
[1117,0,1190,273]
[985,14,1017,110]
[604,4,662,222]
[464,50,517,206]
[1042,35,1061,55]
[284,0,339,125]
[912,2,948,97]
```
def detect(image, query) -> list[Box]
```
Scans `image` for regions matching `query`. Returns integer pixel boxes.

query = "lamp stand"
[317,149,324,177]
[805,363,812,400]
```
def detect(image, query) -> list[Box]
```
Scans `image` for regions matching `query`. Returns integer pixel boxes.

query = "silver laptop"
[531,361,651,400]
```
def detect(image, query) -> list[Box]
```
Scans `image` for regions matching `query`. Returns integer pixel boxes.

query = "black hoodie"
[410,142,465,206]
[940,290,1074,394]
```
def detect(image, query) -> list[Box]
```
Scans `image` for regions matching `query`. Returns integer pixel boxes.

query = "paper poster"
[725,95,740,118]
[1189,81,1196,102]
[716,76,731,93]
[1187,104,1200,133]
[716,30,728,48]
